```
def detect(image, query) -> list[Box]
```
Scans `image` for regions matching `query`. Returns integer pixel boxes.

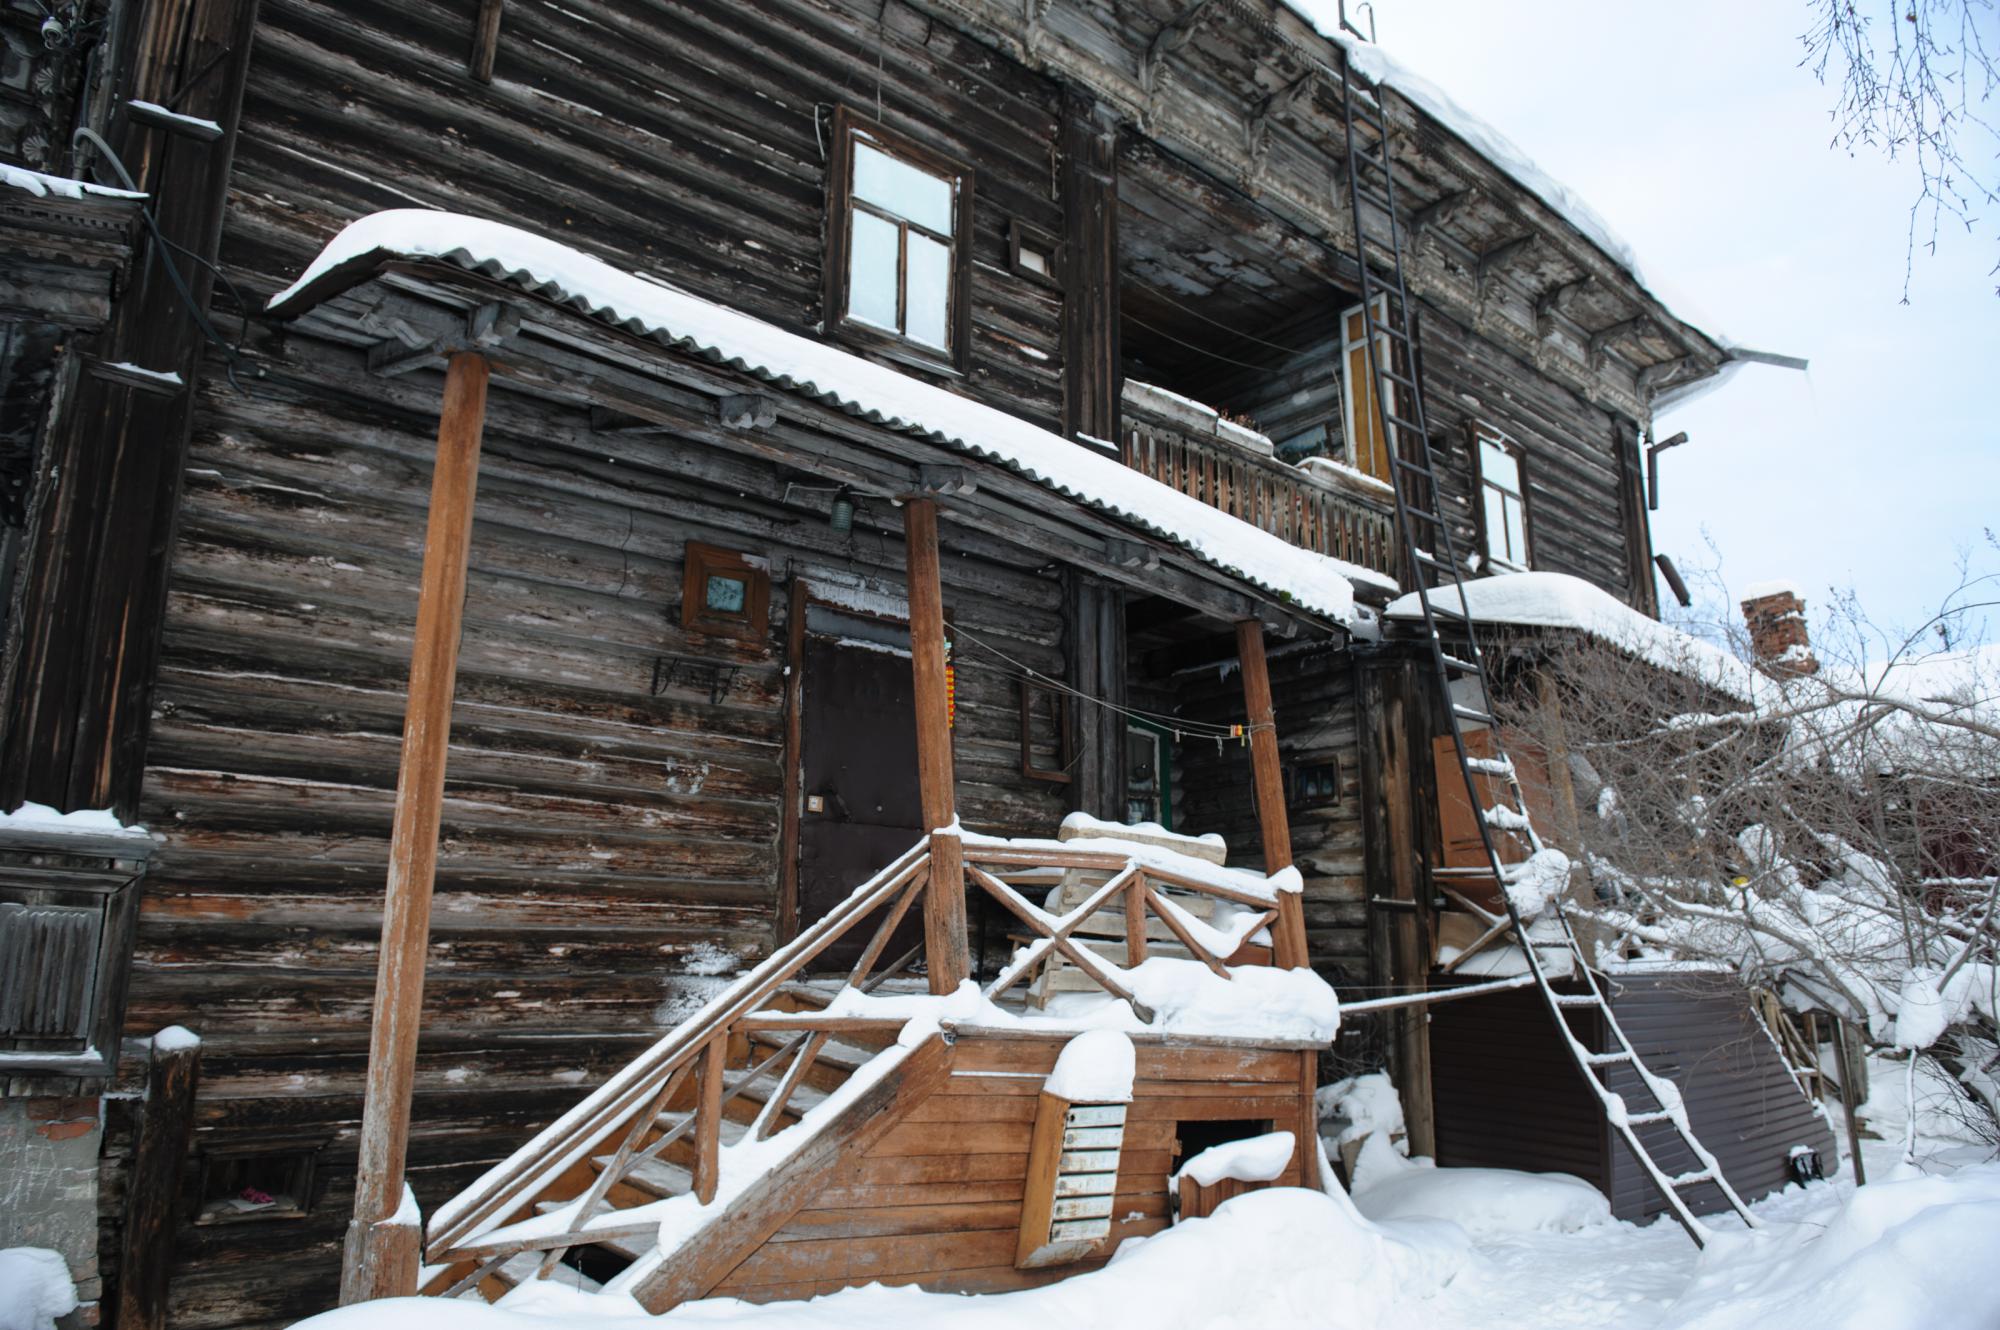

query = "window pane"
[853,142,953,234]
[704,574,748,614]
[1484,487,1509,561]
[847,209,899,333]
[1481,439,1519,495]
[905,232,951,351]
[1504,495,1528,566]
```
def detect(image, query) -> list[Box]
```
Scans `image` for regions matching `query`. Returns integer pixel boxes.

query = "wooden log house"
[0,1,1824,1325]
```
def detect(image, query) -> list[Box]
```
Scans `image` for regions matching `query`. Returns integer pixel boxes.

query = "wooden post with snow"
[904,497,970,993]
[342,351,490,1303]
[1235,620,1310,969]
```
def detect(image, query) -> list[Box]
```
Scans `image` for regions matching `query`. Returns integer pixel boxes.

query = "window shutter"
[0,901,102,1046]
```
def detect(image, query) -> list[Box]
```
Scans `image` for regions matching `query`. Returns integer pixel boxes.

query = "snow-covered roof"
[1385,571,1759,705]
[269,211,1376,625]
[1278,5,1740,360]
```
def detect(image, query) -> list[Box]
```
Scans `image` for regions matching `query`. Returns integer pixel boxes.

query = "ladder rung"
[1440,654,1481,674]
[1392,456,1434,478]
[1551,993,1600,1008]
[1384,411,1428,435]
[1400,506,1446,526]
[1452,704,1493,724]
[1582,1051,1633,1066]
[1382,367,1422,392]
[1351,182,1396,214]
[1626,1110,1676,1126]
[1669,1169,1716,1188]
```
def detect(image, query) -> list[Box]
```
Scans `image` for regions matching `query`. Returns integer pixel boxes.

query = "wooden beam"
[341,351,489,1304]
[694,1035,724,1204]
[1235,620,1310,969]
[469,0,504,83]
[1060,87,1120,445]
[903,498,969,992]
[117,1031,201,1330]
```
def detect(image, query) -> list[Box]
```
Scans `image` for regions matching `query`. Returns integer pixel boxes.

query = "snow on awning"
[1384,571,1758,704]
[267,211,1368,627]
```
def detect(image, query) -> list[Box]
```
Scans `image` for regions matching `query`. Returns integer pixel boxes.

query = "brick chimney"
[1740,580,1818,676]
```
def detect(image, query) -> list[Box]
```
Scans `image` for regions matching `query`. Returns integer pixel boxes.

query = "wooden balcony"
[1119,395,1399,584]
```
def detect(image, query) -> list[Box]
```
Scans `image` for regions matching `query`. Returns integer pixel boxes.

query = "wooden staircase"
[418,832,1310,1309]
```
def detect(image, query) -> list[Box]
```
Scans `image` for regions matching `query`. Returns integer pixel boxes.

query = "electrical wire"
[1123,310,1290,375]
[951,620,1272,745]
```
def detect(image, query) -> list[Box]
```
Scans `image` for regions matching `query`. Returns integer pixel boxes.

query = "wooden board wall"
[706,1033,1312,1302]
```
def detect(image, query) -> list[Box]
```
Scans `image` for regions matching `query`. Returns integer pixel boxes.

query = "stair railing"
[421,839,934,1282]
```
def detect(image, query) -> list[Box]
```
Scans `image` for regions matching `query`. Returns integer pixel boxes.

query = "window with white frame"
[828,108,971,365]
[1474,426,1531,571]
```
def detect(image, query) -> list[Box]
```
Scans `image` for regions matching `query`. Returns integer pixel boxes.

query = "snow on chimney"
[1740,579,1817,677]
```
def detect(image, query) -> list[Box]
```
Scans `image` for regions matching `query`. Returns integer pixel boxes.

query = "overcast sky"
[1305,1,1998,646]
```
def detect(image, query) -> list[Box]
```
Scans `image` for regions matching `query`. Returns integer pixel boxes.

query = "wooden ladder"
[1334,46,1758,1246]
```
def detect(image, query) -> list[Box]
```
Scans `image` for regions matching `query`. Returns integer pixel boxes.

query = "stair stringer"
[614,1031,952,1312]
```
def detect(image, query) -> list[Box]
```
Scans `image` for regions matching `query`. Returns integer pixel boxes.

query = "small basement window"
[827,107,973,368]
[1287,758,1341,809]
[196,1140,324,1224]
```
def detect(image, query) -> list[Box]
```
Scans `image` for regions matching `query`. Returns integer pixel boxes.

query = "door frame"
[776,578,924,946]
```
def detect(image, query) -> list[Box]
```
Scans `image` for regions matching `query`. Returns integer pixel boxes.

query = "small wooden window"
[1286,757,1341,809]
[196,1139,325,1224]
[825,107,974,370]
[1471,425,1532,572]
[1008,219,1061,288]
[1340,297,1396,483]
[1020,681,1073,783]
[681,542,770,644]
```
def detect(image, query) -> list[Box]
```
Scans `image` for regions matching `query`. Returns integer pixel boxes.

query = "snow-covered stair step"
[593,1153,694,1201]
[729,1071,831,1118]
[744,1032,881,1074]
[533,1201,650,1260]
[484,1250,600,1297]
[654,1111,750,1149]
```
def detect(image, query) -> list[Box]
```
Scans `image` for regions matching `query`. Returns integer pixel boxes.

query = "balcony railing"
[1120,398,1398,583]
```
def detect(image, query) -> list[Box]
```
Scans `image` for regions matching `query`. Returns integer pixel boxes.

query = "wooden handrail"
[425,839,932,1262]
[1123,416,1398,578]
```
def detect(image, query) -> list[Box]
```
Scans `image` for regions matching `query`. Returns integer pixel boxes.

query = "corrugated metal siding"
[1429,983,1608,1192]
[1601,973,1836,1223]
[1428,974,1835,1223]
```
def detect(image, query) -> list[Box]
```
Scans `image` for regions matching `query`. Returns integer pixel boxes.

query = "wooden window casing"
[1470,424,1533,573]
[681,542,771,645]
[824,107,975,373]
[1339,297,1396,482]
[1020,681,1074,783]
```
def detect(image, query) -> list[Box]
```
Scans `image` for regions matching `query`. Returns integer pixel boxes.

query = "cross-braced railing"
[418,834,1307,1297]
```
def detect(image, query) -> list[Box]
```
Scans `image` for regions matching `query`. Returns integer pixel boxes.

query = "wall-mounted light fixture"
[828,489,856,533]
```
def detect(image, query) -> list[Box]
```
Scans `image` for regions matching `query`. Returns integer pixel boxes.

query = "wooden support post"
[694,1036,725,1203]
[469,0,505,82]
[1235,620,1309,968]
[118,1031,201,1330]
[1358,655,1435,1157]
[341,352,489,1304]
[904,498,969,992]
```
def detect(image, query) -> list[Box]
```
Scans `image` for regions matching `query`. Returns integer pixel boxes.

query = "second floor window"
[1340,297,1395,482]
[828,108,971,367]
[1475,427,1531,571]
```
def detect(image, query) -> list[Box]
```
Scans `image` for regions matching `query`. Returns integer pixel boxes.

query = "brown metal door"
[798,627,924,970]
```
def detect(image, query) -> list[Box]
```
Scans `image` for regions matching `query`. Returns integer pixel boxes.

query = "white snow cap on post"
[1045,1029,1136,1103]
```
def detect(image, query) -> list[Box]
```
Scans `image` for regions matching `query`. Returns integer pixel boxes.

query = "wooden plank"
[1013,1090,1071,1267]
[903,498,969,992]
[469,0,504,83]
[343,350,489,1305]
[116,1033,202,1330]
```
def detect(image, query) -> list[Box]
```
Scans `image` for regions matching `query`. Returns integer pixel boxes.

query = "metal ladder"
[1333,50,1758,1245]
